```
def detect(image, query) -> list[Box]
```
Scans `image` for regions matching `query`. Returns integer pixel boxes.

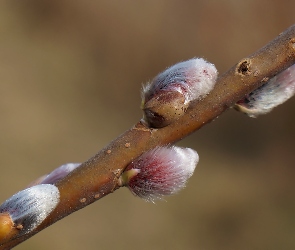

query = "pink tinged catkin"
[119,146,199,203]
[27,163,81,187]
[0,184,60,236]
[142,58,218,128]
[40,163,81,185]
[235,64,295,117]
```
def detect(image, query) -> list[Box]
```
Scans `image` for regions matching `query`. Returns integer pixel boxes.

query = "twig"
[1,24,295,249]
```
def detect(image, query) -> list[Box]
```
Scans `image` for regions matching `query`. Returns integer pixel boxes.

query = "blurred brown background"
[0,0,294,249]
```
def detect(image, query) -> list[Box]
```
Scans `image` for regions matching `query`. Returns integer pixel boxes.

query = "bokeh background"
[0,1,294,249]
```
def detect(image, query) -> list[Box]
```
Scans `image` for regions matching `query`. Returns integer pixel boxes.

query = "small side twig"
[1,24,295,249]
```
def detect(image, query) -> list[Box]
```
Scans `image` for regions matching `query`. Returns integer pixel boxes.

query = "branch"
[1,24,295,249]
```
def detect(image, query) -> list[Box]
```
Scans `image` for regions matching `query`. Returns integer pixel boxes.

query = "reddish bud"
[142,58,218,128]
[119,146,199,203]
[235,64,295,117]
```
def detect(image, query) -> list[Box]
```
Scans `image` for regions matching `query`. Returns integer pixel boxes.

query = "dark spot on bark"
[236,59,251,76]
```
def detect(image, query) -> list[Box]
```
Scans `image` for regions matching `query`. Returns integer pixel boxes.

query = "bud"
[235,64,295,117]
[0,213,14,242]
[27,163,81,187]
[40,163,80,185]
[119,146,199,203]
[142,58,218,128]
[0,184,60,238]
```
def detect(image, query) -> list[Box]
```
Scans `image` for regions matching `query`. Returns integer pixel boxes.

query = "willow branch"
[2,24,295,249]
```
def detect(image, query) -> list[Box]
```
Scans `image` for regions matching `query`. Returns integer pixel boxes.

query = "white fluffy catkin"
[0,184,60,235]
[142,58,218,127]
[235,64,295,117]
